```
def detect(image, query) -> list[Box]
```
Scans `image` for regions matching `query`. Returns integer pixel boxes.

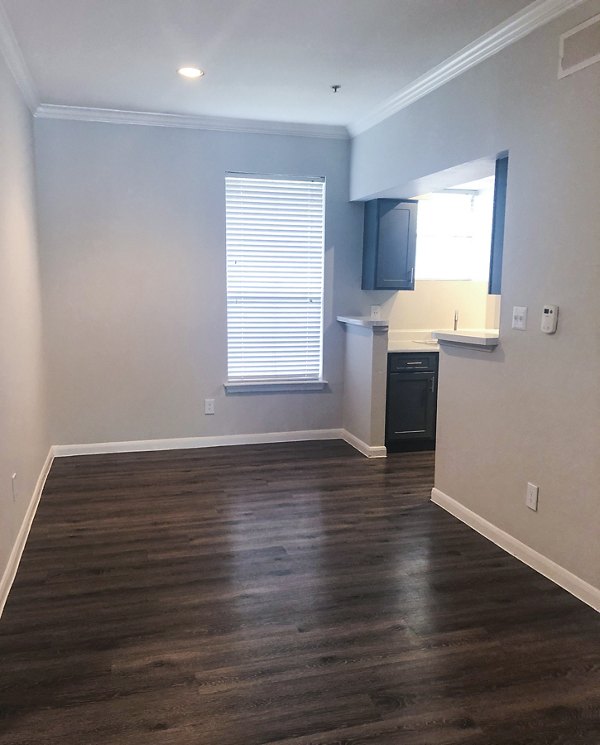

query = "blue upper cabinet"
[362,199,418,291]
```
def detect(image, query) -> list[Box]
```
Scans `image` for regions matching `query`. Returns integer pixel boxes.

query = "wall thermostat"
[541,304,558,334]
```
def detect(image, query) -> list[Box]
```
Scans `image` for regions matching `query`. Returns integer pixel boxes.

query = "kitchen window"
[224,174,326,392]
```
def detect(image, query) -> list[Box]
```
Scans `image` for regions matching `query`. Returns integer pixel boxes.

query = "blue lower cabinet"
[386,353,438,451]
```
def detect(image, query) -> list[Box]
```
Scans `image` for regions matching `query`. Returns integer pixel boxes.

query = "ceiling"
[3,0,533,127]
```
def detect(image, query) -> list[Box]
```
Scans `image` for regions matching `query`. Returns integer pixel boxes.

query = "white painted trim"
[52,429,347,457]
[0,0,39,110]
[34,104,349,140]
[431,487,600,613]
[350,0,589,135]
[0,448,54,618]
[224,379,328,394]
[558,11,600,78]
[52,429,388,459]
[341,430,387,459]
[1,0,584,137]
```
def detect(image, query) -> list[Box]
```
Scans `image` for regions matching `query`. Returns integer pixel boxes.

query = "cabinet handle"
[406,361,423,366]
[409,267,414,284]
[430,377,435,393]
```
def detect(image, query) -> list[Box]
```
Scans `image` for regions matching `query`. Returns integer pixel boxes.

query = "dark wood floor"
[1,441,599,745]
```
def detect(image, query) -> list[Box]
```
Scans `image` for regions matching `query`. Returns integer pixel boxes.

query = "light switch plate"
[526,482,539,511]
[512,306,528,330]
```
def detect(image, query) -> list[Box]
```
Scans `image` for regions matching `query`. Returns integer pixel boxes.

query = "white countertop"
[388,340,440,353]
[337,315,389,329]
[434,329,500,349]
[337,322,497,351]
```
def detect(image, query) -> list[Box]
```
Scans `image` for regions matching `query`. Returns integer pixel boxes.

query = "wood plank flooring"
[0,440,599,744]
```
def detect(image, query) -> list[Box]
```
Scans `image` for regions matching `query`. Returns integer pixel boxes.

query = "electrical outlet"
[526,482,539,511]
[11,473,17,502]
[512,306,528,330]
[204,398,215,415]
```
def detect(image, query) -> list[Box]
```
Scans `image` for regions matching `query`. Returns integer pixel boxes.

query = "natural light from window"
[225,174,325,386]
[415,176,495,281]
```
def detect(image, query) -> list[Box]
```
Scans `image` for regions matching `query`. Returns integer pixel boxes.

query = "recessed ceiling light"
[178,67,204,79]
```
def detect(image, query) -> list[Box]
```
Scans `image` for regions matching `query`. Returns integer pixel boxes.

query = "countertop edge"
[434,329,500,348]
[337,315,389,329]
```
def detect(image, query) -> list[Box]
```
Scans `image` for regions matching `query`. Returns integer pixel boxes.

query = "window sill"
[224,379,328,394]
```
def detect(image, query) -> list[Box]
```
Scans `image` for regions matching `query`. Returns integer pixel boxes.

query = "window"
[415,176,495,281]
[225,174,326,390]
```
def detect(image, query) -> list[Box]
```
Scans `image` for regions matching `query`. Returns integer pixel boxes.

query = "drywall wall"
[34,120,367,445]
[486,293,501,329]
[352,0,600,590]
[383,280,490,332]
[341,325,388,451]
[0,55,49,588]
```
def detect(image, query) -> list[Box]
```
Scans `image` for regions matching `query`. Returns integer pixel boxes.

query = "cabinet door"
[362,199,417,290]
[386,371,436,442]
[376,201,417,290]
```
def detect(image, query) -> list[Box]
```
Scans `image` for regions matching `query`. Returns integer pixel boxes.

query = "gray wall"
[35,120,367,445]
[0,55,49,580]
[351,1,600,588]
[341,325,388,449]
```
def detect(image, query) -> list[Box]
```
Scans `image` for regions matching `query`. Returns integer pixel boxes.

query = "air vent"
[559,13,600,78]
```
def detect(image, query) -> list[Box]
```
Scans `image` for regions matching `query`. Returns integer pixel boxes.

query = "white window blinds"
[226,174,325,382]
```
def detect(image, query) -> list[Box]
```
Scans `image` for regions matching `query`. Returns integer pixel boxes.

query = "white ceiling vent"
[559,13,600,79]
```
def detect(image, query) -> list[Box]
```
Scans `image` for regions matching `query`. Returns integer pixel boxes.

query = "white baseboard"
[0,448,54,618]
[52,428,388,459]
[341,430,387,459]
[431,487,600,613]
[53,429,346,457]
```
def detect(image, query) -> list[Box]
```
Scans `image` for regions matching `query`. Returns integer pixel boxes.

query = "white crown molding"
[350,0,589,136]
[432,487,600,613]
[34,103,350,139]
[0,0,38,111]
[7,0,585,141]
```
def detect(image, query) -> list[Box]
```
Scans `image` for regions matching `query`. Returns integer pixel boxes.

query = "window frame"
[224,172,328,393]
